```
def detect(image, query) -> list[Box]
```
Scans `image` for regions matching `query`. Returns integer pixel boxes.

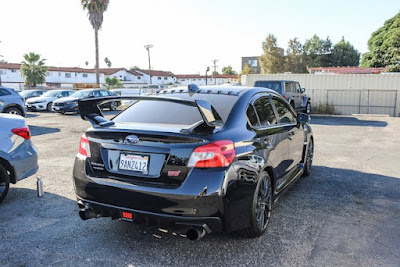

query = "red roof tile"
[137,69,175,77]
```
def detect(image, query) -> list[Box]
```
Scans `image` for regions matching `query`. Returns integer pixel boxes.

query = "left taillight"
[188,140,236,168]
[78,134,91,157]
[12,126,31,140]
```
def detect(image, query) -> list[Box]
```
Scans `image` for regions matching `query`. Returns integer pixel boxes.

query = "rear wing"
[78,96,223,128]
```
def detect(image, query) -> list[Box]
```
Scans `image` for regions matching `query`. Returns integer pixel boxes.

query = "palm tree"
[81,0,109,85]
[20,52,48,87]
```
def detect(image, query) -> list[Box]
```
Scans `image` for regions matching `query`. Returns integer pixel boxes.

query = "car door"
[271,97,304,176]
[247,95,290,192]
[294,82,303,109]
[0,88,11,111]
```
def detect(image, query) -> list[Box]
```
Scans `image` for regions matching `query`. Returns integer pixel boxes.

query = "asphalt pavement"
[0,112,399,266]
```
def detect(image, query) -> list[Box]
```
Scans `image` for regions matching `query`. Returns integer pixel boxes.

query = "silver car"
[0,86,27,117]
[0,114,38,203]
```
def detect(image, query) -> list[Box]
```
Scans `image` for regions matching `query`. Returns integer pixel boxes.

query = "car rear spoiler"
[78,96,223,128]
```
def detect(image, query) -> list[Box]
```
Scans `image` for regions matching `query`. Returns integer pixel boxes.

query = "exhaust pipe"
[79,208,98,221]
[186,227,206,241]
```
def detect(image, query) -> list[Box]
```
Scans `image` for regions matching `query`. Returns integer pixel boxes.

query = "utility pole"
[212,59,218,85]
[205,66,210,85]
[144,44,153,84]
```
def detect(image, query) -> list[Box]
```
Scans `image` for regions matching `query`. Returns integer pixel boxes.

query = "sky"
[0,0,398,74]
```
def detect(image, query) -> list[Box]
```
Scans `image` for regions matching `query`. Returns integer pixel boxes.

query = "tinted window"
[295,82,301,93]
[285,82,294,93]
[246,105,259,126]
[100,90,109,97]
[113,100,202,126]
[0,88,11,96]
[272,98,296,124]
[253,97,277,126]
[91,91,101,97]
[254,81,283,94]
[156,93,237,122]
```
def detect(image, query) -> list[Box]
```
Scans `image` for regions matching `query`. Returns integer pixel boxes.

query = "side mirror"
[300,88,305,93]
[297,113,310,124]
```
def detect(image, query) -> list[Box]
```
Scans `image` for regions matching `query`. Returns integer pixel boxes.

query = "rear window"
[254,81,283,94]
[113,93,238,125]
[0,88,11,96]
[113,100,202,126]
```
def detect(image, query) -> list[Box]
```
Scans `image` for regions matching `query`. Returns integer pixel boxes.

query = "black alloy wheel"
[241,171,272,238]
[302,139,314,177]
[110,101,118,111]
[0,165,10,204]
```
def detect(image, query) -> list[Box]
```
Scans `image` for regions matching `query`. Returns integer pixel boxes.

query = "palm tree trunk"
[95,28,100,85]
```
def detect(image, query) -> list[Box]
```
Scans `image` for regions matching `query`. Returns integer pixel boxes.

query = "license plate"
[27,105,32,108]
[119,153,149,173]
[54,107,60,110]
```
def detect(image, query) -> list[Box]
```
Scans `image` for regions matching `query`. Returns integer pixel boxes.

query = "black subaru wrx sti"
[73,85,314,240]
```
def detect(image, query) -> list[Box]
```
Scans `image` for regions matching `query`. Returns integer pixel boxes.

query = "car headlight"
[65,101,77,105]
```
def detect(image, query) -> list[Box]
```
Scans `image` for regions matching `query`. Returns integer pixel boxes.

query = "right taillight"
[78,134,91,157]
[12,126,31,140]
[188,140,236,168]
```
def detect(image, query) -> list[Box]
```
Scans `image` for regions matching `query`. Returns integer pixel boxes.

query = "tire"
[302,139,314,177]
[110,101,118,111]
[47,102,53,111]
[4,107,22,116]
[305,102,311,114]
[0,164,10,204]
[240,171,272,238]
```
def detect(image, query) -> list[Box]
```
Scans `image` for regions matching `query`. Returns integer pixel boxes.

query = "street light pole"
[144,44,153,85]
[205,66,210,85]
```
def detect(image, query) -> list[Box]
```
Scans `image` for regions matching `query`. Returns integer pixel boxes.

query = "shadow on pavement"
[26,113,39,118]
[1,166,399,266]
[29,125,61,136]
[310,115,388,127]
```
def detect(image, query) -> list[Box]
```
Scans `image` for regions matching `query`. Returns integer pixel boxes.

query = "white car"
[26,90,74,111]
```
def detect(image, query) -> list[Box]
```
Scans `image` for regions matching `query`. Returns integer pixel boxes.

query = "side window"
[92,91,101,97]
[32,91,41,97]
[246,105,259,127]
[272,98,296,124]
[253,97,277,126]
[0,89,11,96]
[285,82,293,93]
[100,90,109,97]
[295,82,301,93]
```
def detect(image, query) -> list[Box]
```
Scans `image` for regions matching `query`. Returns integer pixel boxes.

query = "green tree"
[20,52,48,87]
[361,12,400,71]
[130,66,140,71]
[222,65,237,75]
[303,35,333,67]
[260,34,285,73]
[332,37,360,66]
[285,38,307,73]
[238,63,254,83]
[104,77,122,89]
[81,0,109,84]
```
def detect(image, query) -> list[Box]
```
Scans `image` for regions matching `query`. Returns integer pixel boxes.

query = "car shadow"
[28,125,61,136]
[1,167,399,266]
[26,113,39,118]
[310,115,388,127]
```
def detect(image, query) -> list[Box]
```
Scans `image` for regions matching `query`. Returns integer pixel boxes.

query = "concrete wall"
[243,74,400,117]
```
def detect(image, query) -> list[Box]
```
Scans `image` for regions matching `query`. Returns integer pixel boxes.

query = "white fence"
[243,74,400,117]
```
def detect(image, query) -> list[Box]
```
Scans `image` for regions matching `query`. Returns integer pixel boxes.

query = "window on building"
[158,77,162,80]
[11,69,17,73]
[164,77,168,80]
[248,59,258,67]
[192,79,196,81]
[83,73,88,78]
[58,72,61,77]
[137,76,141,80]
[65,73,71,78]
[75,73,78,77]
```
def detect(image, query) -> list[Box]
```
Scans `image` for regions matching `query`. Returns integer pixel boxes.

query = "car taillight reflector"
[188,140,235,168]
[78,134,91,157]
[12,126,31,140]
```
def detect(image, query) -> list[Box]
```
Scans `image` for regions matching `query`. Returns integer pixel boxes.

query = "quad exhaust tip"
[186,227,206,241]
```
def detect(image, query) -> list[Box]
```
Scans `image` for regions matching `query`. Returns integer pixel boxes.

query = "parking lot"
[1,112,399,266]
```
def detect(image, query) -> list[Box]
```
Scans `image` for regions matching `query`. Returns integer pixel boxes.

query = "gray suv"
[0,86,27,116]
[254,80,311,114]
[0,114,38,203]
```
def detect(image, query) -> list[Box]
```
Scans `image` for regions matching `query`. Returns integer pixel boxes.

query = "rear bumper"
[73,156,228,232]
[77,197,223,233]
[9,140,39,183]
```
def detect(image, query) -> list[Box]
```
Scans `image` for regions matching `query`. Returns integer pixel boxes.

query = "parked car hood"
[26,96,55,103]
